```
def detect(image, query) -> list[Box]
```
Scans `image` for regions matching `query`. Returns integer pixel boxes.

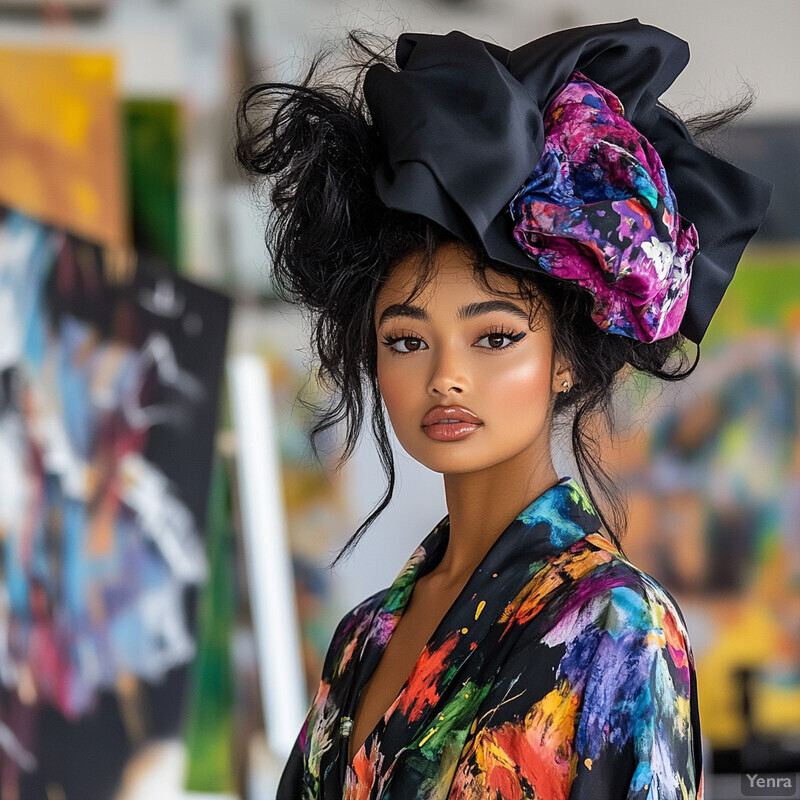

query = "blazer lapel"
[320,518,450,797]
[371,477,604,790]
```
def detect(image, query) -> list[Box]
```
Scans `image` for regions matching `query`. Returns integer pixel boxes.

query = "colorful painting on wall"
[0,47,125,247]
[0,209,230,800]
[604,247,800,774]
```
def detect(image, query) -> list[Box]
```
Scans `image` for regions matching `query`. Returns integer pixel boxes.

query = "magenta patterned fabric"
[509,71,699,343]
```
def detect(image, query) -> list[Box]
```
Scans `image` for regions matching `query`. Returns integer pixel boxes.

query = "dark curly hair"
[234,30,752,566]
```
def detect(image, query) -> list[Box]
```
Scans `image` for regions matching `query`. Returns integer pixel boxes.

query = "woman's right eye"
[382,336,428,354]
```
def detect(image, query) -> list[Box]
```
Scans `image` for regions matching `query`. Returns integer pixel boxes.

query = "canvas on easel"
[0,209,230,800]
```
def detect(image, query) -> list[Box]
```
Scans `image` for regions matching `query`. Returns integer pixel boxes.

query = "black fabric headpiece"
[363,18,773,344]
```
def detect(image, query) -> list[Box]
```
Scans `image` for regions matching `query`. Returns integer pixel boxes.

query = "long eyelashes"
[380,326,527,355]
[475,328,527,350]
[380,332,428,354]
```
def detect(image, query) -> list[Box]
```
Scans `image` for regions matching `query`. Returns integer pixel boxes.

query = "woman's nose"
[427,346,468,396]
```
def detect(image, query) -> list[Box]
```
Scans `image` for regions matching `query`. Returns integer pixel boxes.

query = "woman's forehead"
[377,243,524,308]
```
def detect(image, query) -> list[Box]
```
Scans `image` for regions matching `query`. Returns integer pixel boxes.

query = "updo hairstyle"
[235,32,752,564]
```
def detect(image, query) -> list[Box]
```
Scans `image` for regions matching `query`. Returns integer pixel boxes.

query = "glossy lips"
[421,405,483,442]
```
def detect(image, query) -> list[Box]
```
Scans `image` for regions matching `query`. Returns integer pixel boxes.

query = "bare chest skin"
[347,571,467,766]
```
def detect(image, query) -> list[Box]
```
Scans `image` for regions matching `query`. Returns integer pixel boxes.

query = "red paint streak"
[348,743,380,800]
[486,723,572,800]
[662,609,690,674]
[626,197,651,227]
[484,762,523,800]
[398,633,459,723]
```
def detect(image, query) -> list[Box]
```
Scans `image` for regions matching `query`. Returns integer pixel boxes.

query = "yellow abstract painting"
[0,46,126,246]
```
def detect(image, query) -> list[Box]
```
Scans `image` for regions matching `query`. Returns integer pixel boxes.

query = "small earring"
[561,380,570,393]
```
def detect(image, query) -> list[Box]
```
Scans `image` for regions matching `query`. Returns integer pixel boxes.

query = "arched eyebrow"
[377,299,529,327]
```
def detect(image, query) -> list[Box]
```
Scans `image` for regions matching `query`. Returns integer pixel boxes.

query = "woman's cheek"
[481,355,552,405]
[486,362,554,430]
[377,361,414,419]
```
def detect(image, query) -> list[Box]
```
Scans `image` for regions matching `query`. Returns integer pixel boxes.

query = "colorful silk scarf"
[509,72,698,343]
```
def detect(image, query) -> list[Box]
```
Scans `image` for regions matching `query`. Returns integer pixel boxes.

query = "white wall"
[252,0,800,120]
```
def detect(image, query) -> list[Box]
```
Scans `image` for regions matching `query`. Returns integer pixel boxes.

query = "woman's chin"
[399,440,501,476]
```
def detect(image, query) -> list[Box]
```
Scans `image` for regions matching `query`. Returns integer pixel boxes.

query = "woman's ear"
[551,356,574,395]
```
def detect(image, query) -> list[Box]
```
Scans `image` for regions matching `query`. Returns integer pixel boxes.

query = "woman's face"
[374,242,570,476]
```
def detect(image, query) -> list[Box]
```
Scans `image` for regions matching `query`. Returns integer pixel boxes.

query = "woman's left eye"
[475,331,526,349]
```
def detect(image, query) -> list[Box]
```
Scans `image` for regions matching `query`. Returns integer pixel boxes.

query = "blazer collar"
[389,475,602,595]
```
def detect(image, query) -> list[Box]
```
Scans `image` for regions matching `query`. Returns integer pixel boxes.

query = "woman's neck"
[436,447,559,583]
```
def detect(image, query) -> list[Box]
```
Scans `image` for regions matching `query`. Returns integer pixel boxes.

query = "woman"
[236,18,771,800]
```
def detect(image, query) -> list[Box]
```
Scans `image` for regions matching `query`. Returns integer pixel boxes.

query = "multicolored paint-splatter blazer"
[278,477,703,799]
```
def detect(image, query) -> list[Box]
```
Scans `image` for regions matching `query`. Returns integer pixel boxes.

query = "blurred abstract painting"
[0,210,229,799]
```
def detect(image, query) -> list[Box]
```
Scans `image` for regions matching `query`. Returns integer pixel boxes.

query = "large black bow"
[363,18,772,344]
